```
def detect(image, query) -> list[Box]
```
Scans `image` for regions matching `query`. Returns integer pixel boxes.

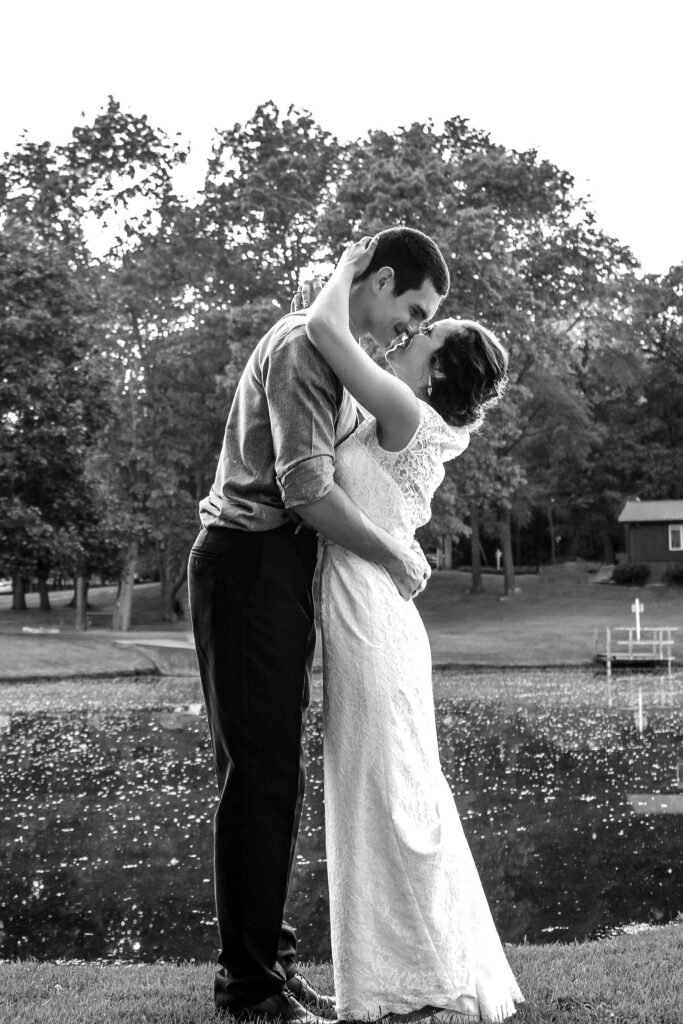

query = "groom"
[189,227,450,1022]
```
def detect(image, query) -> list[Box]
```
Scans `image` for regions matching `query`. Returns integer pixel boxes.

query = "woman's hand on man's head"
[338,236,378,278]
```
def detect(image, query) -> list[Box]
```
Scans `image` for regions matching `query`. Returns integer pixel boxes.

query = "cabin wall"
[625,522,683,580]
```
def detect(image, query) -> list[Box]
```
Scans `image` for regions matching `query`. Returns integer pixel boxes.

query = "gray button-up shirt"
[199,312,358,531]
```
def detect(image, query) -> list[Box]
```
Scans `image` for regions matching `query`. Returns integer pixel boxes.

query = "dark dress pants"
[188,522,318,1010]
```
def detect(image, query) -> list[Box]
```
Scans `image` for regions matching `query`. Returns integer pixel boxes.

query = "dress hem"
[336,992,524,1023]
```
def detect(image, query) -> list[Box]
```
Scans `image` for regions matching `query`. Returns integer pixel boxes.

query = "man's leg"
[188,523,317,1011]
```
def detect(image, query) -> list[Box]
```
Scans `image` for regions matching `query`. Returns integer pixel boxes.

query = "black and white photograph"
[1,2,682,1022]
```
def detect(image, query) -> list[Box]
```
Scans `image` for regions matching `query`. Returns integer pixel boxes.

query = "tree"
[549,266,683,562]
[4,98,676,625]
[319,116,639,583]
[0,97,186,620]
[90,104,343,624]
[630,266,683,497]
[0,220,108,608]
[200,102,343,305]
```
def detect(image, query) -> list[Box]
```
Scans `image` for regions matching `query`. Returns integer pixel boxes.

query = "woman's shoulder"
[418,400,470,460]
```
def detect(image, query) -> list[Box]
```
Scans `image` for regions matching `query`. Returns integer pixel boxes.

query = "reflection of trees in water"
[1,697,683,962]
[439,701,683,943]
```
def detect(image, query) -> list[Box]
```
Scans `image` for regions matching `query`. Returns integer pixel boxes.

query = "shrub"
[612,562,651,586]
[663,563,683,586]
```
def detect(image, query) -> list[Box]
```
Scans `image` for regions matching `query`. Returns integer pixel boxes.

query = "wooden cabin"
[618,500,683,581]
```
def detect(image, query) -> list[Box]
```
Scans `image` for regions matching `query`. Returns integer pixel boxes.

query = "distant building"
[618,500,683,581]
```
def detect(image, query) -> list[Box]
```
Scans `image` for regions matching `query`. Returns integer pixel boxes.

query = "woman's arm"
[306,239,420,450]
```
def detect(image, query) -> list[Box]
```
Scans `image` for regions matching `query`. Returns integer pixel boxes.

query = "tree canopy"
[1,99,679,618]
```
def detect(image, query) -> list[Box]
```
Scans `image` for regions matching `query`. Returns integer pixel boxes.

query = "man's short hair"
[355,227,450,297]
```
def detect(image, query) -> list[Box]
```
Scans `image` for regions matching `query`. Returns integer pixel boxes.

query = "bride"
[305,238,524,1023]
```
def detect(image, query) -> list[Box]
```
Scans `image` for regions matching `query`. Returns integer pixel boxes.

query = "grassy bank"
[3,922,683,1023]
[2,566,682,679]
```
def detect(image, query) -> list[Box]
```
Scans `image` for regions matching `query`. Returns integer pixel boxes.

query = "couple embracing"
[188,228,523,1023]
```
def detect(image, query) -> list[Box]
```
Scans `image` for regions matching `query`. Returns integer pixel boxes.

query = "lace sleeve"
[420,402,469,463]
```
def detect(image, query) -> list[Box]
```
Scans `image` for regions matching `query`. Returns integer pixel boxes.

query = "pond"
[1,668,683,963]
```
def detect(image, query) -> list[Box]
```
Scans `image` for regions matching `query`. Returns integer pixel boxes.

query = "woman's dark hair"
[354,227,450,297]
[428,321,509,431]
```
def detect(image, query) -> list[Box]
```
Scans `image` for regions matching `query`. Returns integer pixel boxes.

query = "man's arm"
[263,323,429,599]
[297,484,430,600]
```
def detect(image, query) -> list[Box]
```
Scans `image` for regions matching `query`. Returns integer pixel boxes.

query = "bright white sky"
[3,0,681,274]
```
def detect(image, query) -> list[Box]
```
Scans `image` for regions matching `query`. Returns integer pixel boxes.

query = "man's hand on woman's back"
[291,277,324,313]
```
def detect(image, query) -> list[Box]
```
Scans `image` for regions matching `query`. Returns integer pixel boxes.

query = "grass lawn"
[2,562,682,677]
[0,581,188,632]
[415,564,683,667]
[3,924,683,1023]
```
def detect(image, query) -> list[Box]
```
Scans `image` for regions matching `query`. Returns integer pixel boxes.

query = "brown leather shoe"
[285,974,336,1017]
[230,990,329,1024]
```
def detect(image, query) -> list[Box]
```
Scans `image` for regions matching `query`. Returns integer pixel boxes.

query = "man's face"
[364,269,442,348]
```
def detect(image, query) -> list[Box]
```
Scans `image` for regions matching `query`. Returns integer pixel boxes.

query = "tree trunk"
[548,501,556,564]
[170,555,189,619]
[74,576,88,631]
[37,575,51,611]
[442,534,453,570]
[11,574,27,611]
[157,539,174,622]
[601,530,615,564]
[499,508,516,596]
[157,539,182,623]
[567,534,578,559]
[469,505,485,593]
[113,540,138,632]
[515,521,522,567]
[68,577,91,611]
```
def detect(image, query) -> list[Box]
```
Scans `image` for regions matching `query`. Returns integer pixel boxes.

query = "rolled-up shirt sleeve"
[262,325,341,510]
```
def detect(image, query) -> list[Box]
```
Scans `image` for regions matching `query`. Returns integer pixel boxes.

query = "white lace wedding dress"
[320,401,523,1022]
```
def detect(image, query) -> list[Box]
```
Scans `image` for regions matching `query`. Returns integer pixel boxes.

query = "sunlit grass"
[0,674,202,714]
[3,928,683,1023]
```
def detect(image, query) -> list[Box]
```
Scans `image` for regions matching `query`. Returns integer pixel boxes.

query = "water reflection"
[1,670,683,962]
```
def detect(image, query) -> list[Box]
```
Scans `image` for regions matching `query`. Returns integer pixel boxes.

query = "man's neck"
[348,287,365,342]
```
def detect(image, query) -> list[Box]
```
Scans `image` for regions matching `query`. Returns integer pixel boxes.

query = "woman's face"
[385,318,456,391]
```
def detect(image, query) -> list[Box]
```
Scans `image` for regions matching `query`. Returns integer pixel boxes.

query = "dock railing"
[595,626,678,679]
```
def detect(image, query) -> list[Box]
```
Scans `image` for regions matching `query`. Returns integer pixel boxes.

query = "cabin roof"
[618,500,683,523]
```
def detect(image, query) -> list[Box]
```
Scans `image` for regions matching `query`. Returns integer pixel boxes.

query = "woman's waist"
[321,526,413,553]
